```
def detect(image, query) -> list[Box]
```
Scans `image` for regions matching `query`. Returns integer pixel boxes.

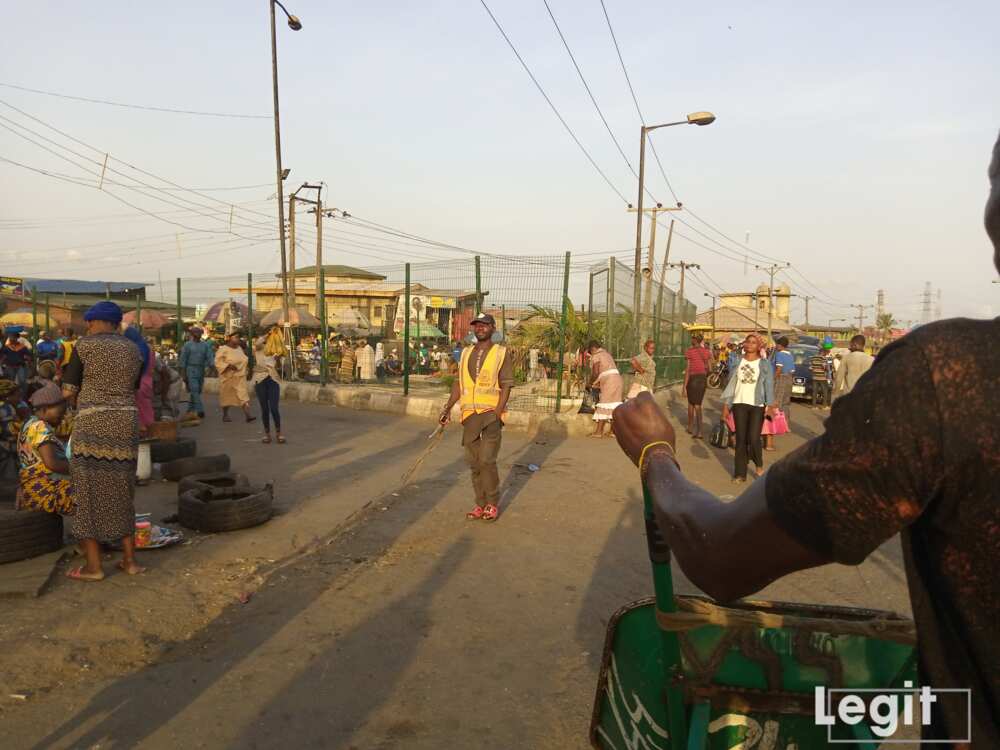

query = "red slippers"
[482,504,499,522]
[466,505,485,520]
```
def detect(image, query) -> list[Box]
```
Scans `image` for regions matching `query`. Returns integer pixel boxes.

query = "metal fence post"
[606,260,615,354]
[247,272,255,371]
[44,293,50,334]
[653,285,662,387]
[320,267,328,386]
[554,252,571,414]
[175,278,182,347]
[501,304,506,339]
[403,263,410,396]
[587,271,594,341]
[474,255,482,315]
[136,293,143,334]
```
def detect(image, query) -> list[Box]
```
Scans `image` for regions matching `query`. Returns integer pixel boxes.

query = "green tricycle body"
[590,488,918,750]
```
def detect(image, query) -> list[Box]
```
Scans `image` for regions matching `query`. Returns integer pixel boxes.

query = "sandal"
[262,435,272,444]
[276,435,286,444]
[466,505,485,520]
[482,504,499,522]
[66,566,104,582]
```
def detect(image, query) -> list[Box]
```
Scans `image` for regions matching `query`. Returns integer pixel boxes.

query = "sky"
[1,0,998,324]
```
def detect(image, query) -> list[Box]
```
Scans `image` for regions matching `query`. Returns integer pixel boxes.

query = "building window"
[373,305,383,320]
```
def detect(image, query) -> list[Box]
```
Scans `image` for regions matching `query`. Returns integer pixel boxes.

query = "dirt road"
[0,392,911,749]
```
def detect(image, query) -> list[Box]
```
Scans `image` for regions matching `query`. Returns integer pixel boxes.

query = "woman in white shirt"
[252,338,284,444]
[720,334,776,482]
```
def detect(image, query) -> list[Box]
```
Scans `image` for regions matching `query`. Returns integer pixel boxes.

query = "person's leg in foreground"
[747,405,766,477]
[732,403,750,481]
[256,380,272,442]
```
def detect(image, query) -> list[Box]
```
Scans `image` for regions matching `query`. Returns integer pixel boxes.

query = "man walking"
[439,313,513,522]
[178,327,213,419]
[809,340,834,407]
[833,334,874,400]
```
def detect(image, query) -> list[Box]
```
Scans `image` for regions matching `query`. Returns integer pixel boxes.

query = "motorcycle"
[706,360,728,389]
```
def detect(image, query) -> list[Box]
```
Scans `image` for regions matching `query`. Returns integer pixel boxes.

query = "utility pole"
[703,293,717,330]
[288,192,297,312]
[628,204,681,339]
[852,304,874,333]
[753,262,790,343]
[665,260,699,349]
[652,219,676,348]
[315,186,323,318]
[790,294,814,329]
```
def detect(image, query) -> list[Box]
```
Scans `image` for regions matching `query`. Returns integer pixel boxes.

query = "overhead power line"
[0,82,271,119]
[477,0,630,204]
[541,0,654,202]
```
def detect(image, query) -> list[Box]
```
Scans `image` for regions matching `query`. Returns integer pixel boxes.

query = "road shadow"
[26,447,472,750]
[497,420,570,515]
[228,537,475,748]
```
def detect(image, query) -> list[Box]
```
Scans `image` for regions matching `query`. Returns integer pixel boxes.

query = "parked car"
[787,344,819,401]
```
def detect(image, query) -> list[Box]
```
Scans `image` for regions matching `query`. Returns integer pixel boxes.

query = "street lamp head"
[687,111,716,126]
[286,14,302,30]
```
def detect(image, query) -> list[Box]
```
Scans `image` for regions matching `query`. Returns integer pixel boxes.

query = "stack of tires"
[176,472,274,533]
[0,486,65,565]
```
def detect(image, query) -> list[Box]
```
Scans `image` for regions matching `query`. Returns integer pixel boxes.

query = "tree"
[876,312,897,344]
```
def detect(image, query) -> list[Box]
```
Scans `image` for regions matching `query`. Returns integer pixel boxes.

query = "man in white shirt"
[833,334,874,400]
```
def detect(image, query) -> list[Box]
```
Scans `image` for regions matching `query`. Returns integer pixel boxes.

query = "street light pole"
[269,0,301,323]
[631,112,716,346]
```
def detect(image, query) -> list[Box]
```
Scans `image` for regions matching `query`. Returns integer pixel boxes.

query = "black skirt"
[687,373,708,405]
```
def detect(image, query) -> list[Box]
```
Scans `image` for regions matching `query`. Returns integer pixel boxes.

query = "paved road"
[1,392,910,749]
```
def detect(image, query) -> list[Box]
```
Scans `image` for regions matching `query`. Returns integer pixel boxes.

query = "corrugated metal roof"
[22,278,148,295]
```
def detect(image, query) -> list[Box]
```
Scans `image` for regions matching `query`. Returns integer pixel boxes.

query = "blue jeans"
[185,368,205,414]
[255,377,281,432]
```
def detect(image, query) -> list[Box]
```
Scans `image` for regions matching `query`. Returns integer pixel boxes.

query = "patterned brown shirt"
[766,318,999,745]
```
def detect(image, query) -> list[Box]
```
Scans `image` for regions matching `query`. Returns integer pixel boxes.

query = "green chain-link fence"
[11,254,696,415]
[587,258,697,391]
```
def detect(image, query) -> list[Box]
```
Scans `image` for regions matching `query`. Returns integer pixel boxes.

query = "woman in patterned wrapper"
[61,301,145,581]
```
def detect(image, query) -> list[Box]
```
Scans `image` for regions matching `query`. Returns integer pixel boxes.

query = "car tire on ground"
[150,437,197,464]
[161,454,231,482]
[0,507,64,565]
[178,484,274,533]
[177,471,251,498]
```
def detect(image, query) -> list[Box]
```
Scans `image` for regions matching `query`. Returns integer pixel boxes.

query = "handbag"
[770,408,789,436]
[578,387,596,415]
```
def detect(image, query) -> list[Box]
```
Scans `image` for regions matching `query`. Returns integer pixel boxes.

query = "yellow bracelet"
[638,441,678,475]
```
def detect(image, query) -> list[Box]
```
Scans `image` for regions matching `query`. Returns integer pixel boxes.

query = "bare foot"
[117,560,146,576]
[66,566,105,582]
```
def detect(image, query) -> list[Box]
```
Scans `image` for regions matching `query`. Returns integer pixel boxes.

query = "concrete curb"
[202,378,679,438]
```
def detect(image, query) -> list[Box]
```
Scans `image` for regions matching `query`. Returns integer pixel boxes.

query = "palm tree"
[876,312,897,344]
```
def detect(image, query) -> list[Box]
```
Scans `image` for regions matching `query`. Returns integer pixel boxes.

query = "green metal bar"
[669,292,678,357]
[643,481,688,748]
[403,263,410,396]
[31,286,38,341]
[501,305,506,339]
[686,701,711,750]
[247,273,255,371]
[554,251,570,414]
[474,255,482,315]
[176,278,182,347]
[586,270,594,341]
[136,293,142,334]
[320,267,328,386]
[606,261,614,352]
[105,284,110,300]
[44,293,50,333]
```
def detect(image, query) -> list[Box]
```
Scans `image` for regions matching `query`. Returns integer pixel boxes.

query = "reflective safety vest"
[459,344,507,422]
